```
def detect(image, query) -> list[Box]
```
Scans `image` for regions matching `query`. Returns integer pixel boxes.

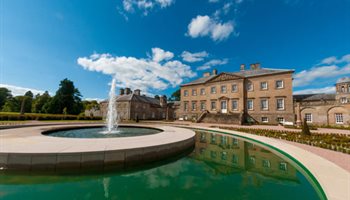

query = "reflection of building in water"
[190,131,297,181]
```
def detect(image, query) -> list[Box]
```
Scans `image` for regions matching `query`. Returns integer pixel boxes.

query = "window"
[335,113,344,124]
[305,113,312,123]
[232,100,238,111]
[192,89,197,96]
[279,162,288,171]
[261,99,268,110]
[211,101,216,110]
[211,133,216,144]
[232,154,238,164]
[210,86,216,94]
[247,82,253,91]
[200,88,205,95]
[261,82,268,90]
[277,98,285,110]
[232,138,238,146]
[232,84,238,92]
[221,85,227,93]
[341,97,347,104]
[152,112,155,118]
[200,101,206,111]
[341,86,345,93]
[191,101,197,111]
[249,156,256,165]
[262,160,271,168]
[221,101,227,110]
[184,102,188,111]
[277,117,284,124]
[221,152,227,160]
[262,117,269,123]
[210,151,217,159]
[247,99,254,110]
[221,136,227,145]
[184,90,188,96]
[276,80,284,89]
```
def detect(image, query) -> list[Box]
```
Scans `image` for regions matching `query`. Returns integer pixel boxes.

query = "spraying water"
[105,77,118,133]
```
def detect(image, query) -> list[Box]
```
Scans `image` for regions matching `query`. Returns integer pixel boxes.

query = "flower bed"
[216,126,350,154]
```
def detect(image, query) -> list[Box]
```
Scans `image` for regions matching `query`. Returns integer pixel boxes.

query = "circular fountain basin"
[0,124,195,172]
[43,126,162,138]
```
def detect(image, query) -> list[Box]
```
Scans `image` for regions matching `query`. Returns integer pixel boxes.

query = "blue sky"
[1,0,350,100]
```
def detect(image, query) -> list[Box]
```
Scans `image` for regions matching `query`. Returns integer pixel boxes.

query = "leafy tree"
[47,78,83,114]
[154,95,160,100]
[83,100,100,111]
[170,89,180,101]
[0,87,12,110]
[32,91,51,113]
[2,97,20,112]
[23,91,34,113]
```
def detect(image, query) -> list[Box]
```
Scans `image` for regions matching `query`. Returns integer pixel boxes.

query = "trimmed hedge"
[216,126,350,154]
[0,112,102,121]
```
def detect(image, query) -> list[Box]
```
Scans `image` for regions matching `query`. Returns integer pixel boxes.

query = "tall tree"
[47,78,83,114]
[32,91,51,113]
[170,89,180,101]
[0,88,12,110]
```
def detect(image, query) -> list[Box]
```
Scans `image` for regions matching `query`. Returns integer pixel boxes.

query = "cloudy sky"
[1,0,350,99]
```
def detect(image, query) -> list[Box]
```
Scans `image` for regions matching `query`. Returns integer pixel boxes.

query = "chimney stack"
[203,72,210,77]
[159,95,167,107]
[125,88,131,95]
[250,63,256,70]
[255,63,261,69]
[119,88,125,96]
[212,69,218,75]
[240,64,245,71]
[134,89,141,95]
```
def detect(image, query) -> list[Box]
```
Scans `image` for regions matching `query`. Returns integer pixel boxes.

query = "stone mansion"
[179,64,295,124]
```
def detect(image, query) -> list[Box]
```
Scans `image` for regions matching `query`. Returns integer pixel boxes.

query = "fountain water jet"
[105,77,118,133]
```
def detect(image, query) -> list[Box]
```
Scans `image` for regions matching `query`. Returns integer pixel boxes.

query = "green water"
[0,130,322,200]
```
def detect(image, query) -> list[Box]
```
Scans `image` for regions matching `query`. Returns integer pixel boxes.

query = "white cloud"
[187,15,235,42]
[293,86,335,95]
[84,98,105,102]
[77,48,196,94]
[121,0,174,16]
[209,0,220,3]
[294,53,350,88]
[294,64,350,87]
[152,47,174,62]
[181,51,209,62]
[0,84,47,96]
[321,54,350,65]
[197,58,228,71]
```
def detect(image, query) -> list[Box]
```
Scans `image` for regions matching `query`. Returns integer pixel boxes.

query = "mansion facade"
[179,64,295,124]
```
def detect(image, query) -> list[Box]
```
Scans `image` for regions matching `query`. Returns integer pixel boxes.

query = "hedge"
[0,112,102,121]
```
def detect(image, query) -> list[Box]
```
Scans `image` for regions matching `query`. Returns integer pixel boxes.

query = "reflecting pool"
[0,130,324,200]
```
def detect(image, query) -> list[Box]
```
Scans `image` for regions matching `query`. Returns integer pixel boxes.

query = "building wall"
[179,72,294,124]
[246,73,294,123]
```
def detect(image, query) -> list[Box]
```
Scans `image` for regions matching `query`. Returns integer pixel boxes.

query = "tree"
[301,118,311,136]
[47,78,83,114]
[2,97,20,112]
[0,88,12,110]
[170,89,180,101]
[154,95,160,100]
[32,91,51,113]
[23,91,34,113]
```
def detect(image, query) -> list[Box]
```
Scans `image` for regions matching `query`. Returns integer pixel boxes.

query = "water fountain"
[105,77,118,133]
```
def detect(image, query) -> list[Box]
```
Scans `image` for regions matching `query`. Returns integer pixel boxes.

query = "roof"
[116,94,160,105]
[181,68,294,87]
[293,93,336,101]
[231,68,294,78]
[337,77,350,84]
